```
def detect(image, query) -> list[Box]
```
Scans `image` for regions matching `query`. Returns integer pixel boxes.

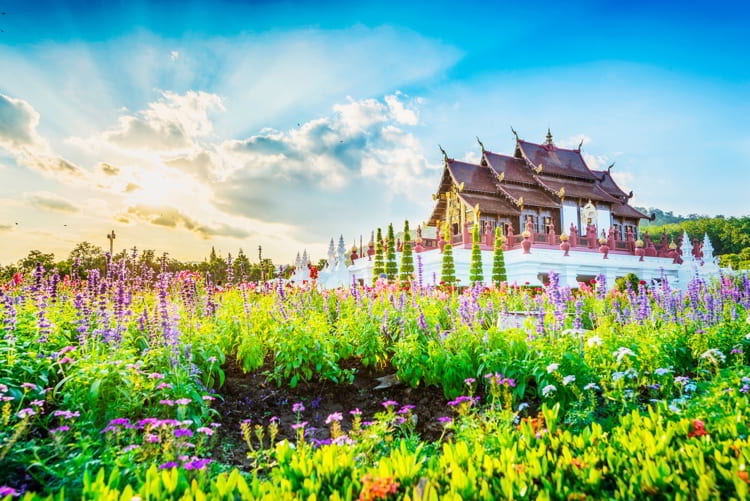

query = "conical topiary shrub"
[385,223,398,280]
[399,220,414,282]
[372,228,385,286]
[441,225,456,286]
[492,226,508,285]
[469,224,483,286]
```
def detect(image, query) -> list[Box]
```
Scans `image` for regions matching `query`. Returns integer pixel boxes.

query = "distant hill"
[636,207,714,227]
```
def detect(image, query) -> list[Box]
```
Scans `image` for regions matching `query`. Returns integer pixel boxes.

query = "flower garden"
[2,261,750,500]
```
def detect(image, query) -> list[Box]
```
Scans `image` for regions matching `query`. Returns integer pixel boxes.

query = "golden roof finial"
[545,128,553,146]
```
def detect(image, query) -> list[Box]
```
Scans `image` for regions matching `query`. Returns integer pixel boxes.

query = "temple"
[300,130,727,290]
[427,130,649,251]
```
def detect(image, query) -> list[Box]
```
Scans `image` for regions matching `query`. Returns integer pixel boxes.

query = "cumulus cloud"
[26,191,80,213]
[123,182,141,193]
[0,94,85,180]
[100,90,225,151]
[124,204,250,239]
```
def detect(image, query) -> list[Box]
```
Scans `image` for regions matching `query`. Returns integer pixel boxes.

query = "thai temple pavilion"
[427,129,650,245]
[298,129,726,291]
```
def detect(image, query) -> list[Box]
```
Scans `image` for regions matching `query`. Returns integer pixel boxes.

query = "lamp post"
[106,230,116,256]
[258,245,263,282]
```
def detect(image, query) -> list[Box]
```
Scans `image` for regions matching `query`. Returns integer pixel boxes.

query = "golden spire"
[545,128,553,145]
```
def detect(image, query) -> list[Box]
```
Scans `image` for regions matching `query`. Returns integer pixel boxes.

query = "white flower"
[562,328,587,338]
[612,371,625,382]
[517,402,529,412]
[584,383,600,391]
[625,368,639,379]
[700,349,726,364]
[654,367,672,376]
[587,336,602,347]
[542,385,557,397]
[613,347,636,363]
[546,363,560,374]
[563,375,576,386]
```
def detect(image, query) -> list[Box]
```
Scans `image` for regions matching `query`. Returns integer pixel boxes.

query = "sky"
[0,0,748,265]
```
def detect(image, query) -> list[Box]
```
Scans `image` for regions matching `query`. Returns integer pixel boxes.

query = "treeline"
[642,214,750,269]
[637,207,715,227]
[0,242,289,284]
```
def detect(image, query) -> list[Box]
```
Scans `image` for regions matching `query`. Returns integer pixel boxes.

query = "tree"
[399,220,414,282]
[469,224,483,285]
[234,248,251,282]
[385,223,398,280]
[492,227,508,285]
[69,241,106,276]
[372,228,385,286]
[18,250,55,273]
[441,226,456,286]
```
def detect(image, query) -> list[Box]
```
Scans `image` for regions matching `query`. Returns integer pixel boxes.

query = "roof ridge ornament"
[438,144,448,163]
[607,162,615,174]
[578,138,584,151]
[545,128,554,146]
[476,136,485,153]
[533,163,544,174]
[511,126,519,142]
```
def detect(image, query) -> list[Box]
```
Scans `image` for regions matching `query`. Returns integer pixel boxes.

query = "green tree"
[469,224,484,285]
[18,250,56,273]
[441,227,456,286]
[492,227,508,285]
[372,228,385,285]
[69,241,106,276]
[399,220,414,282]
[234,248,251,282]
[385,223,398,280]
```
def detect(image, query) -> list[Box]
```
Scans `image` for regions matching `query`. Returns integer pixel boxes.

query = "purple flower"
[210,422,221,428]
[269,416,280,423]
[109,418,130,426]
[156,383,173,390]
[175,398,191,405]
[50,425,69,433]
[21,383,36,390]
[17,408,35,418]
[159,462,179,469]
[291,422,308,430]
[464,378,476,385]
[381,400,399,410]
[0,487,18,497]
[146,433,161,443]
[159,399,174,406]
[100,425,117,434]
[148,373,165,379]
[438,416,453,424]
[174,428,193,438]
[30,400,44,407]
[184,458,212,470]
[197,427,213,435]
[122,445,140,452]
[292,402,305,413]
[349,408,362,416]
[325,412,343,424]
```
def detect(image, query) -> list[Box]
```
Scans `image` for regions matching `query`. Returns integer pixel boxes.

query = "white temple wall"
[596,207,611,237]
[561,201,578,233]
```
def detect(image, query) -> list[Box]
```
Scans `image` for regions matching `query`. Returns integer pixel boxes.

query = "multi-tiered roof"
[428,131,648,227]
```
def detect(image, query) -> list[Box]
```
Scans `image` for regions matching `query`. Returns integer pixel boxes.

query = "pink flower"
[21,383,36,390]
[17,408,35,418]
[30,400,44,407]
[175,398,191,405]
[197,427,213,436]
[148,373,165,379]
[160,400,174,406]
[156,383,173,390]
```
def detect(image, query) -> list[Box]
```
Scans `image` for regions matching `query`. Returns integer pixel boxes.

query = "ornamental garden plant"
[1,255,750,500]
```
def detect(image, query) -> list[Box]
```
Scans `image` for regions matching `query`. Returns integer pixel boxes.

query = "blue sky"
[0,0,748,263]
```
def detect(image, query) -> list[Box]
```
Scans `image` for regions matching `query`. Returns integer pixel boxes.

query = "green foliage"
[385,223,398,280]
[642,213,750,256]
[372,228,385,285]
[399,220,414,282]
[468,224,483,286]
[441,244,456,285]
[492,227,507,285]
[615,272,641,292]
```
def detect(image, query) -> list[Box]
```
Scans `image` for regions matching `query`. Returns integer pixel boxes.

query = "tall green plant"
[492,227,507,285]
[385,223,398,280]
[399,220,414,282]
[372,228,385,285]
[469,224,483,285]
[441,226,456,286]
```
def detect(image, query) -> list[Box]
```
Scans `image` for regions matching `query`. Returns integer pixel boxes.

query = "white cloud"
[557,134,591,149]
[97,90,225,151]
[25,191,80,213]
[169,50,180,61]
[385,94,419,125]
[0,93,85,180]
